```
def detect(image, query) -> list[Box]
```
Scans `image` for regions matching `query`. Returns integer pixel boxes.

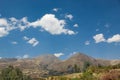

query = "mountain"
[110,60,120,65]
[0,53,119,78]
[34,54,60,65]
[47,53,99,72]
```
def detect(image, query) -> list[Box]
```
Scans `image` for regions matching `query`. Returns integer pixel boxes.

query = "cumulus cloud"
[93,33,106,43]
[0,27,9,37]
[0,18,8,26]
[54,53,64,57]
[9,17,30,31]
[0,14,76,38]
[18,17,30,31]
[107,34,120,43]
[11,41,18,44]
[0,18,9,37]
[0,17,29,37]
[93,34,120,44]
[65,14,73,20]
[23,36,39,47]
[85,41,90,45]
[53,8,59,12]
[73,24,79,27]
[0,17,29,32]
[28,38,39,47]
[30,14,75,35]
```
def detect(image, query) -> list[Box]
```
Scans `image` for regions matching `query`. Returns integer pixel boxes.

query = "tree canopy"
[0,65,32,80]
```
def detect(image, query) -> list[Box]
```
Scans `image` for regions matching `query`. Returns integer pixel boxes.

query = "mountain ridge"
[0,52,119,77]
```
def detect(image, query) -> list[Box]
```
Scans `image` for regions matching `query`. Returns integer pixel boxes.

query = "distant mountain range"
[0,53,120,78]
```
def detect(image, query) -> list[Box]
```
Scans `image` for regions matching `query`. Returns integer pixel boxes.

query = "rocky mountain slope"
[0,53,119,77]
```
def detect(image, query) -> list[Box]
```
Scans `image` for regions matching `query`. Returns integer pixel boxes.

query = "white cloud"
[67,30,75,35]
[93,33,106,43]
[27,38,39,47]
[1,17,29,32]
[30,14,75,35]
[65,14,73,20]
[9,17,18,22]
[1,18,18,31]
[0,27,9,37]
[68,52,77,57]
[23,36,29,40]
[16,54,29,59]
[85,41,90,45]
[0,18,13,37]
[54,53,64,57]
[9,17,30,31]
[23,36,39,47]
[0,18,8,26]
[93,34,120,44]
[0,17,28,37]
[107,34,120,43]
[73,24,79,27]
[23,54,29,59]
[0,14,76,38]
[11,41,18,44]
[53,8,59,12]
[18,17,30,31]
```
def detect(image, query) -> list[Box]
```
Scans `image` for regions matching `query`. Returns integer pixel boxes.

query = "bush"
[0,65,33,80]
[82,61,91,72]
[79,70,97,80]
[100,71,120,80]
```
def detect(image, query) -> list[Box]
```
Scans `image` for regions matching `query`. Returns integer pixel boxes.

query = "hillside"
[0,53,120,78]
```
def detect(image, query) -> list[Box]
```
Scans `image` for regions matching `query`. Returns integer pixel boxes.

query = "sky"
[0,0,120,60]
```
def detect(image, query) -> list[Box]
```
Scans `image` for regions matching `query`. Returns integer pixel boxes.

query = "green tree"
[0,65,33,80]
[73,64,80,73]
[82,61,91,72]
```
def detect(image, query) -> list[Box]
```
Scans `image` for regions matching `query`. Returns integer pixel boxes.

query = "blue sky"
[0,0,120,59]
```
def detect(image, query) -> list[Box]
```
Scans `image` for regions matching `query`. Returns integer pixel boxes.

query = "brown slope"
[0,53,120,77]
[33,54,60,65]
[48,53,99,72]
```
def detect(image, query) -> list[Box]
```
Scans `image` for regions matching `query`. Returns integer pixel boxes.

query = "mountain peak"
[66,52,97,66]
[70,52,92,59]
[34,54,60,65]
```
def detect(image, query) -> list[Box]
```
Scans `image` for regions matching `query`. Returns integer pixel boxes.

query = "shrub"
[0,65,33,80]
[79,70,97,80]
[100,71,120,80]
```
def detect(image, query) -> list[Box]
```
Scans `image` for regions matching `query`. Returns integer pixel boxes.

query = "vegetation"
[82,61,91,72]
[0,64,120,80]
[44,64,120,80]
[73,64,80,73]
[0,65,33,80]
